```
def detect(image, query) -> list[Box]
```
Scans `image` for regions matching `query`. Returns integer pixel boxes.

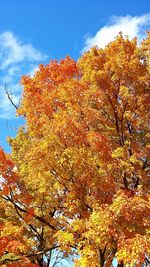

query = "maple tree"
[0,33,150,267]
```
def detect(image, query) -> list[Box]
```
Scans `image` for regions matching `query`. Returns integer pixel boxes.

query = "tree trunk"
[117,261,124,267]
[99,248,105,267]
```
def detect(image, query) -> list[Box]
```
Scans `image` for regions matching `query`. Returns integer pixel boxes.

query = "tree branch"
[5,84,19,110]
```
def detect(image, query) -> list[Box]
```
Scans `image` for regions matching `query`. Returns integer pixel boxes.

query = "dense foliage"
[0,33,150,267]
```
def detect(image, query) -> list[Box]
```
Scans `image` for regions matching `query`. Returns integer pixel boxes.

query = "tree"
[0,33,149,267]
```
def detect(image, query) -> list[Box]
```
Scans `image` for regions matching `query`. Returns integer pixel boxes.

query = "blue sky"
[0,0,150,154]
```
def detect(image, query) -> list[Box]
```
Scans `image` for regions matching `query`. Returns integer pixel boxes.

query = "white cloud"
[0,91,20,119]
[1,66,20,83]
[28,64,40,77]
[0,31,47,119]
[82,14,150,53]
[0,31,46,69]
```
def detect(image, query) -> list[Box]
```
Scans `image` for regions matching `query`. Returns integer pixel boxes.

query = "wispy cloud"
[82,14,150,53]
[0,90,19,119]
[0,31,47,119]
[0,32,46,69]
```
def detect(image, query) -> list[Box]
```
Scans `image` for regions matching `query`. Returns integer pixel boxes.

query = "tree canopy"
[0,33,150,267]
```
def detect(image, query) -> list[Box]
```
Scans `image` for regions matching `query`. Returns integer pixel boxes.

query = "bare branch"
[5,84,19,110]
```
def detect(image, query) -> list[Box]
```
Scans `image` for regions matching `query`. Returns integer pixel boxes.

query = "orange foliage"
[0,34,150,266]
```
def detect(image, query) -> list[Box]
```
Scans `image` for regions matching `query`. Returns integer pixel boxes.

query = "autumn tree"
[0,33,150,267]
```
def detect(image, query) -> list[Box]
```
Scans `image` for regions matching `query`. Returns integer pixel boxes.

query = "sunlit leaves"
[0,33,149,266]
